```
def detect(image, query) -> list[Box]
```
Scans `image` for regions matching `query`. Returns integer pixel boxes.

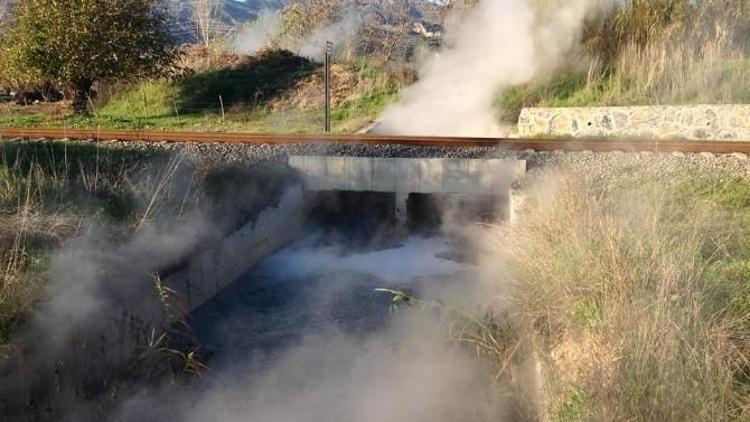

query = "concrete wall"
[289,156,525,195]
[290,156,526,225]
[167,186,305,312]
[517,105,750,140]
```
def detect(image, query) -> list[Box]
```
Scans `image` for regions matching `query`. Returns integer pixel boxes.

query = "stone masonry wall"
[517,105,750,140]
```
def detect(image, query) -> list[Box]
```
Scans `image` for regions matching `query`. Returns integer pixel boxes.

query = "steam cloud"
[376,0,607,137]
[114,235,527,421]
[0,155,234,420]
[232,8,363,61]
[232,10,283,55]
[296,11,363,61]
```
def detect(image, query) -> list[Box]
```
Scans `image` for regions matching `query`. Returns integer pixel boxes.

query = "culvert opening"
[306,190,397,243]
[307,190,506,235]
[407,193,505,233]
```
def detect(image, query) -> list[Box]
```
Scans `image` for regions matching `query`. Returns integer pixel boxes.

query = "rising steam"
[376,0,607,137]
[114,234,531,421]
[232,10,283,55]
[232,8,363,61]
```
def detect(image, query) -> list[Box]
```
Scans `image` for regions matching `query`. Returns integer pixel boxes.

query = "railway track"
[1,128,750,154]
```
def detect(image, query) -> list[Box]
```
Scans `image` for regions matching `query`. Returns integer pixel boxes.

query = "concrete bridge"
[289,156,526,223]
[167,155,525,313]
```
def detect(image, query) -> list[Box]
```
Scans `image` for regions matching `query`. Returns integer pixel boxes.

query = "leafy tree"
[0,0,179,113]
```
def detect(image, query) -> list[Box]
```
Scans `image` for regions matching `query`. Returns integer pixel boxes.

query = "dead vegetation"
[271,62,412,110]
[498,167,750,420]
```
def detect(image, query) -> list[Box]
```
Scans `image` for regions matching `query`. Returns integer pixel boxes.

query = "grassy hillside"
[501,0,750,121]
[501,59,750,121]
[0,49,409,134]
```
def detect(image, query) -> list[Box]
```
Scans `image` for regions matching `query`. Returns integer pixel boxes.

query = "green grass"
[98,81,179,120]
[554,387,592,422]
[501,58,750,121]
[500,72,602,121]
[504,166,750,420]
[676,176,750,211]
[0,51,403,134]
[0,140,167,345]
[0,84,396,134]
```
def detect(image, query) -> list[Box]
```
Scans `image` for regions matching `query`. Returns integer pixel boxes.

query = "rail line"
[1,128,750,154]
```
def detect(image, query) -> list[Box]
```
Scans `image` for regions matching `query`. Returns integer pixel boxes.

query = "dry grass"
[596,0,750,104]
[0,140,187,346]
[597,24,749,104]
[502,169,750,420]
[503,0,750,113]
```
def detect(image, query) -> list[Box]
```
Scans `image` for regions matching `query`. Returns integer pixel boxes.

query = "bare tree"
[193,0,224,47]
[357,0,414,63]
[433,0,478,23]
[380,0,412,63]
[280,0,348,41]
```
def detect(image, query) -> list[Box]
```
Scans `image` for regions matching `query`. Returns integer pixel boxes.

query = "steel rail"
[2,128,750,154]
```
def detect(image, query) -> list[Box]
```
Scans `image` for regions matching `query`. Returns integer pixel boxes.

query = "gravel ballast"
[3,137,750,181]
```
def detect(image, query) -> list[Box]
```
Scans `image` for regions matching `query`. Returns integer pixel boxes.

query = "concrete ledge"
[518,105,750,140]
[289,156,524,196]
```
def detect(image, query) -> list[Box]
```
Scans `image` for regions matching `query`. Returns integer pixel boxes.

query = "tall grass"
[502,0,750,115]
[503,169,750,420]
[594,0,750,105]
[608,42,750,105]
[0,140,191,346]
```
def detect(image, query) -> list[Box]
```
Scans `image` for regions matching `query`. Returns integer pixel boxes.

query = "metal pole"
[324,41,333,133]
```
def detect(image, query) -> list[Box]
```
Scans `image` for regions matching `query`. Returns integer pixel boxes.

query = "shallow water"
[115,233,490,421]
[190,234,469,370]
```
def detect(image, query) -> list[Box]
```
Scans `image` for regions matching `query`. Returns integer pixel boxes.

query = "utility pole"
[324,41,333,133]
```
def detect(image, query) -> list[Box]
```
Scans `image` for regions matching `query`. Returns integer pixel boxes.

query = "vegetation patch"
[0,141,161,345]
[500,165,750,420]
[0,138,296,351]
[0,49,407,134]
[501,0,750,120]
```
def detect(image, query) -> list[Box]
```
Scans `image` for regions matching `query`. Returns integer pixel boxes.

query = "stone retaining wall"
[517,105,750,140]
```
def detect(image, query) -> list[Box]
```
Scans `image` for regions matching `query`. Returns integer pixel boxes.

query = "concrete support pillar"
[395,191,409,226]
[509,189,525,225]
